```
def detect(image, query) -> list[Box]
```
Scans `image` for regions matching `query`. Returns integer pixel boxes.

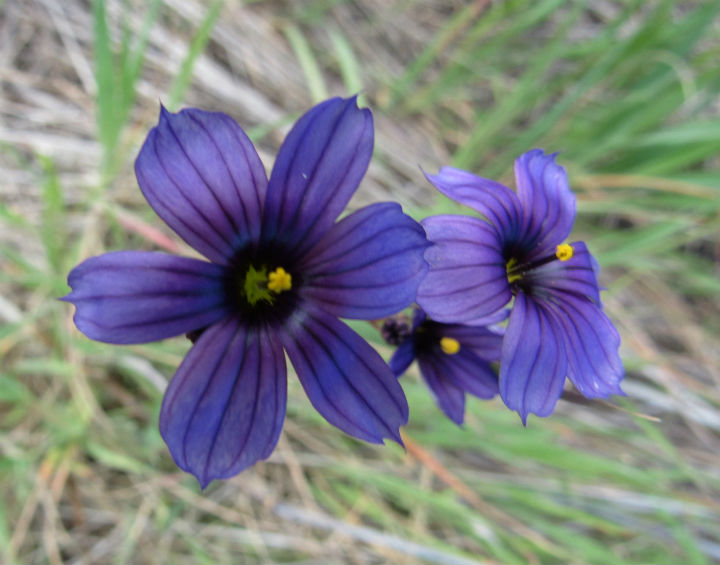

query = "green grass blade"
[166,0,224,110]
[283,23,329,103]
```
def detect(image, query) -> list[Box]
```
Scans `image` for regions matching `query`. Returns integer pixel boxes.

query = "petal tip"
[158,103,172,122]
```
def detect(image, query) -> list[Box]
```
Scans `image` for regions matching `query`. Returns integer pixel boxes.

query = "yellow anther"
[267,267,292,293]
[440,336,461,355]
[555,243,574,262]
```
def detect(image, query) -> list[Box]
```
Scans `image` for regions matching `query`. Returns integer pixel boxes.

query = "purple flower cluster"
[415,151,624,422]
[64,97,624,486]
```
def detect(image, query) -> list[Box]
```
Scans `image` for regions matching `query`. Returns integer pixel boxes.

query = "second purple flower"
[416,150,624,422]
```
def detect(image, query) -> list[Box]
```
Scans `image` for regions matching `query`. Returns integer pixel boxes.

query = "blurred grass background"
[1,0,719,563]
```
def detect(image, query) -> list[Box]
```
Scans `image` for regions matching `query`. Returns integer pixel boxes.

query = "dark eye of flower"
[223,245,302,326]
[505,243,575,293]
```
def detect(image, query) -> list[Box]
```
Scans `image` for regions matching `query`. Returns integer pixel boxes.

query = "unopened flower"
[382,308,503,425]
[64,97,429,486]
[416,149,623,422]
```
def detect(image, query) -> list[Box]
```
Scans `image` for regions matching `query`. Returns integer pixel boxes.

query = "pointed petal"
[63,251,229,344]
[417,215,510,323]
[160,318,287,487]
[300,202,429,319]
[262,97,373,256]
[499,292,568,422]
[514,149,576,250]
[421,341,499,403]
[416,357,466,425]
[425,166,523,242]
[389,339,415,377]
[551,294,624,398]
[442,348,499,400]
[135,107,267,264]
[528,241,601,305]
[279,308,408,444]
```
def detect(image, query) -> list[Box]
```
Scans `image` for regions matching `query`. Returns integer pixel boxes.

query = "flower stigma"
[506,258,523,283]
[243,265,275,306]
[440,336,461,355]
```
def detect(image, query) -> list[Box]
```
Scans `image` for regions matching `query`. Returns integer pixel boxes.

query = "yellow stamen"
[440,336,461,355]
[555,243,573,262]
[267,267,292,293]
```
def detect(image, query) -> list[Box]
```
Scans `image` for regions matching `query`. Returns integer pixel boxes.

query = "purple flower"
[382,308,503,425]
[64,97,430,486]
[416,149,624,422]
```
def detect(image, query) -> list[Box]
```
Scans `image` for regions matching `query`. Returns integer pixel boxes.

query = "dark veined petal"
[300,202,429,319]
[417,215,510,324]
[279,307,408,445]
[160,318,287,488]
[550,293,624,398]
[135,107,267,264]
[527,241,601,305]
[439,323,504,362]
[499,292,568,423]
[514,149,576,251]
[418,342,499,425]
[63,251,230,344]
[389,339,415,377]
[416,357,467,425]
[424,166,523,242]
[262,97,373,256]
[440,347,499,400]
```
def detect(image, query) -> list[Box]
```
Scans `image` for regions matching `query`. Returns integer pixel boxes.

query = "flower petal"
[279,307,408,444]
[551,293,624,398]
[499,292,568,422]
[63,251,229,344]
[160,318,287,488]
[418,342,499,424]
[514,149,576,250]
[528,241,601,305]
[440,323,504,362]
[262,97,373,256]
[300,202,429,319]
[389,339,415,377]
[424,166,523,242]
[135,107,267,264]
[440,347,499,400]
[416,357,467,425]
[417,215,510,323]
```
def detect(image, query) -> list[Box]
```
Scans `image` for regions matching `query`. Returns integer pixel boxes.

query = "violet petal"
[160,318,287,488]
[63,251,229,344]
[424,166,523,242]
[531,241,602,305]
[551,293,624,398]
[300,202,429,319]
[263,97,373,256]
[135,107,267,264]
[389,339,415,377]
[499,292,568,422]
[514,149,576,250]
[279,307,408,445]
[439,323,504,363]
[417,215,510,323]
[416,357,467,425]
